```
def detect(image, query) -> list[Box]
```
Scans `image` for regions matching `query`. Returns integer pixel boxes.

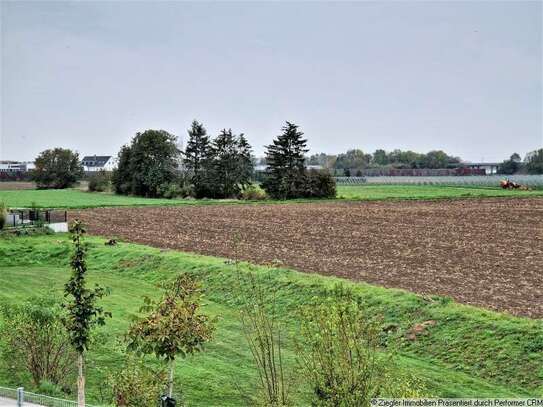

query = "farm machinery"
[500,179,529,190]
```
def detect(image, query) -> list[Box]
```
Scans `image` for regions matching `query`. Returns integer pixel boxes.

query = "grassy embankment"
[0,234,542,405]
[0,184,542,209]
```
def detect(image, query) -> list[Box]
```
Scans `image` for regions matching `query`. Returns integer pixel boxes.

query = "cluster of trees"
[25,133,543,192]
[183,121,253,198]
[498,149,543,175]
[109,122,255,199]
[110,120,335,200]
[21,120,337,199]
[307,148,462,172]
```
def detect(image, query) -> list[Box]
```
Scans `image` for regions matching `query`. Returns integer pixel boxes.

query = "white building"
[0,161,35,173]
[81,155,117,172]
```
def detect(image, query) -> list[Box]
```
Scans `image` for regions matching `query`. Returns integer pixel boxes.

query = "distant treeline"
[493,151,543,175]
[273,148,543,175]
[298,149,461,171]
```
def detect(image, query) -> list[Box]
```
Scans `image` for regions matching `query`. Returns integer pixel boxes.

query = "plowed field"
[72,198,543,317]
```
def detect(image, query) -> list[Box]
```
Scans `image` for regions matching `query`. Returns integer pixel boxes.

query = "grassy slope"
[0,185,542,208]
[0,235,542,405]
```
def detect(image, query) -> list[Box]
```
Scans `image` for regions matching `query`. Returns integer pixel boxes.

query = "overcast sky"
[1,1,542,162]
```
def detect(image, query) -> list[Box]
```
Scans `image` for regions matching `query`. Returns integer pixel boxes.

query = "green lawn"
[0,189,241,209]
[0,185,541,209]
[337,184,543,200]
[0,234,542,405]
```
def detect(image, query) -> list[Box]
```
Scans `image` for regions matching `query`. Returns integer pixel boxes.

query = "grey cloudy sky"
[1,0,542,162]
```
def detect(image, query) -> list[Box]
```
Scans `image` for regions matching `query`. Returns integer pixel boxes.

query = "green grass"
[0,234,542,405]
[0,189,238,209]
[337,184,543,200]
[0,184,541,209]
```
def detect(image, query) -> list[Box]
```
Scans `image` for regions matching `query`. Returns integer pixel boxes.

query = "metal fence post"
[16,387,23,407]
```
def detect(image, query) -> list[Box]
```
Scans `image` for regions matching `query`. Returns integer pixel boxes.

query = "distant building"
[462,162,499,175]
[0,161,35,173]
[81,155,117,172]
[254,164,324,172]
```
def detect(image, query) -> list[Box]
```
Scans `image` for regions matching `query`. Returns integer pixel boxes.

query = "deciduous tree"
[112,130,179,197]
[526,149,543,174]
[498,153,522,175]
[335,149,371,170]
[32,148,83,189]
[127,274,214,398]
[64,220,110,407]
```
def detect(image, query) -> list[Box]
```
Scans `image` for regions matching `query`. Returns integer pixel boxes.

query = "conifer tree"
[235,133,254,191]
[183,120,212,197]
[210,129,253,198]
[262,122,308,199]
[183,120,211,180]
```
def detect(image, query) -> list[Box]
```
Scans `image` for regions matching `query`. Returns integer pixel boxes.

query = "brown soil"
[72,198,543,318]
[0,182,35,190]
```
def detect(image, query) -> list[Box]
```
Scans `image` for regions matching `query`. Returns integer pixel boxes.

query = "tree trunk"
[77,352,85,407]
[168,359,175,398]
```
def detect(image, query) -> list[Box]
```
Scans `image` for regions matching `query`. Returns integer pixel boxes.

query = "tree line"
[110,120,335,200]
[306,148,462,172]
[27,135,543,191]
[496,151,543,175]
[306,148,543,176]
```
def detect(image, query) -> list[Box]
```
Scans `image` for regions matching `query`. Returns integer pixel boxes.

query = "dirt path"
[72,198,543,318]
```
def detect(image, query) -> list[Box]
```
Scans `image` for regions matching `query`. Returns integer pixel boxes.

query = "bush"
[12,226,54,237]
[296,286,423,405]
[88,170,111,192]
[158,182,195,199]
[305,170,336,198]
[238,273,291,406]
[37,380,66,398]
[158,183,182,199]
[241,184,268,201]
[0,202,7,230]
[0,296,77,389]
[108,354,166,407]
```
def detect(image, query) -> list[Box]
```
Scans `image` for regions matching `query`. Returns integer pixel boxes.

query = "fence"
[335,174,543,187]
[4,210,67,229]
[0,386,97,407]
[0,386,177,407]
